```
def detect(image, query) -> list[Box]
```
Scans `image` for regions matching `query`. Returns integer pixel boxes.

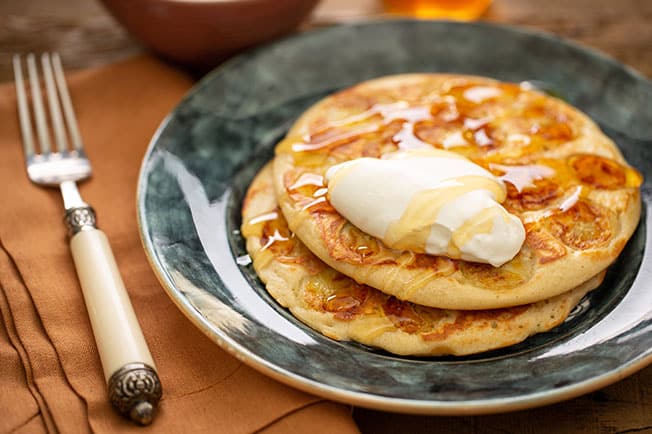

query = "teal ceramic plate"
[137,21,652,414]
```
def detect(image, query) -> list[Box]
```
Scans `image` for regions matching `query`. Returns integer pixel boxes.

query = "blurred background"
[0,0,650,83]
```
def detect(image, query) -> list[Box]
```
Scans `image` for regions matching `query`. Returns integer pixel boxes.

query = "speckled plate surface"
[137,20,652,414]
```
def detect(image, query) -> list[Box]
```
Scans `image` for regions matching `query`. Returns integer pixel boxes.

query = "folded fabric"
[0,55,359,434]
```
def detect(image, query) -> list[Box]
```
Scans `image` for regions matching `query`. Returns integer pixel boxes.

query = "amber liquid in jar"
[383,0,493,20]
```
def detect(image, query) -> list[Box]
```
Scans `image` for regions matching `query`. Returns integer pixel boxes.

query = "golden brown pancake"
[272,74,641,310]
[242,164,604,356]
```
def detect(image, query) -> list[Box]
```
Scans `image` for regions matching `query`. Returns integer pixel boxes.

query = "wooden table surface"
[1,1,651,433]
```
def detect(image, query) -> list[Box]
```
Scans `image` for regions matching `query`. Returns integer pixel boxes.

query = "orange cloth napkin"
[0,55,360,434]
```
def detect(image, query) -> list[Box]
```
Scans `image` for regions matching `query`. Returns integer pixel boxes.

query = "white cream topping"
[325,149,526,267]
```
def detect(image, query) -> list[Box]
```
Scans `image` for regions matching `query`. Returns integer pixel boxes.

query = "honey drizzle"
[558,186,583,212]
[451,206,501,249]
[441,131,468,149]
[384,175,506,254]
[301,196,327,211]
[462,86,503,104]
[277,81,535,163]
[247,211,279,226]
[277,101,435,154]
[274,79,643,261]
[261,229,289,251]
[242,209,294,255]
[241,210,278,238]
[490,163,557,193]
[289,173,324,190]
[393,122,432,149]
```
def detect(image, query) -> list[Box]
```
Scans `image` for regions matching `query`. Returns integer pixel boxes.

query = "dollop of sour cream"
[325,149,525,267]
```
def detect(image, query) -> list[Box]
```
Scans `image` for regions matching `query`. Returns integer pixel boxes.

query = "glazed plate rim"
[137,20,652,415]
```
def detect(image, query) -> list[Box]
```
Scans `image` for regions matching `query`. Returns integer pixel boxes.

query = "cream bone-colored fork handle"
[65,206,162,425]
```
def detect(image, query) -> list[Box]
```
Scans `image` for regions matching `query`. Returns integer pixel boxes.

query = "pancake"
[272,74,641,310]
[242,164,604,356]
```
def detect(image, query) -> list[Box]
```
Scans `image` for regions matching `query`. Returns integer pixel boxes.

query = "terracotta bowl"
[100,0,320,68]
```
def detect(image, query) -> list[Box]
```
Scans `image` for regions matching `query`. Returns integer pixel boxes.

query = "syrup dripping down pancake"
[272,74,641,310]
[242,164,604,356]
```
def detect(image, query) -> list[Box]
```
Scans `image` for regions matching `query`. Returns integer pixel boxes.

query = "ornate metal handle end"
[108,363,162,425]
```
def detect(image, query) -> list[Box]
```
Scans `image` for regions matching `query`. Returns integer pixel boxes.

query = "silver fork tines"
[13,53,90,187]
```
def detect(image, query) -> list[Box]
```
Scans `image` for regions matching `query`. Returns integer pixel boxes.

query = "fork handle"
[69,224,162,425]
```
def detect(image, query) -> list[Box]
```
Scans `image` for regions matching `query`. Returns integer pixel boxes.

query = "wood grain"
[1,0,651,81]
[0,0,141,82]
[355,367,652,434]
[311,0,652,78]
[1,0,650,433]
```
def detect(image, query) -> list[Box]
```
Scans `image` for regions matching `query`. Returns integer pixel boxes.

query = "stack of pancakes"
[240,74,642,356]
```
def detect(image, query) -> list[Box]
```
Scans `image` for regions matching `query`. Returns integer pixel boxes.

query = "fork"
[13,53,162,425]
